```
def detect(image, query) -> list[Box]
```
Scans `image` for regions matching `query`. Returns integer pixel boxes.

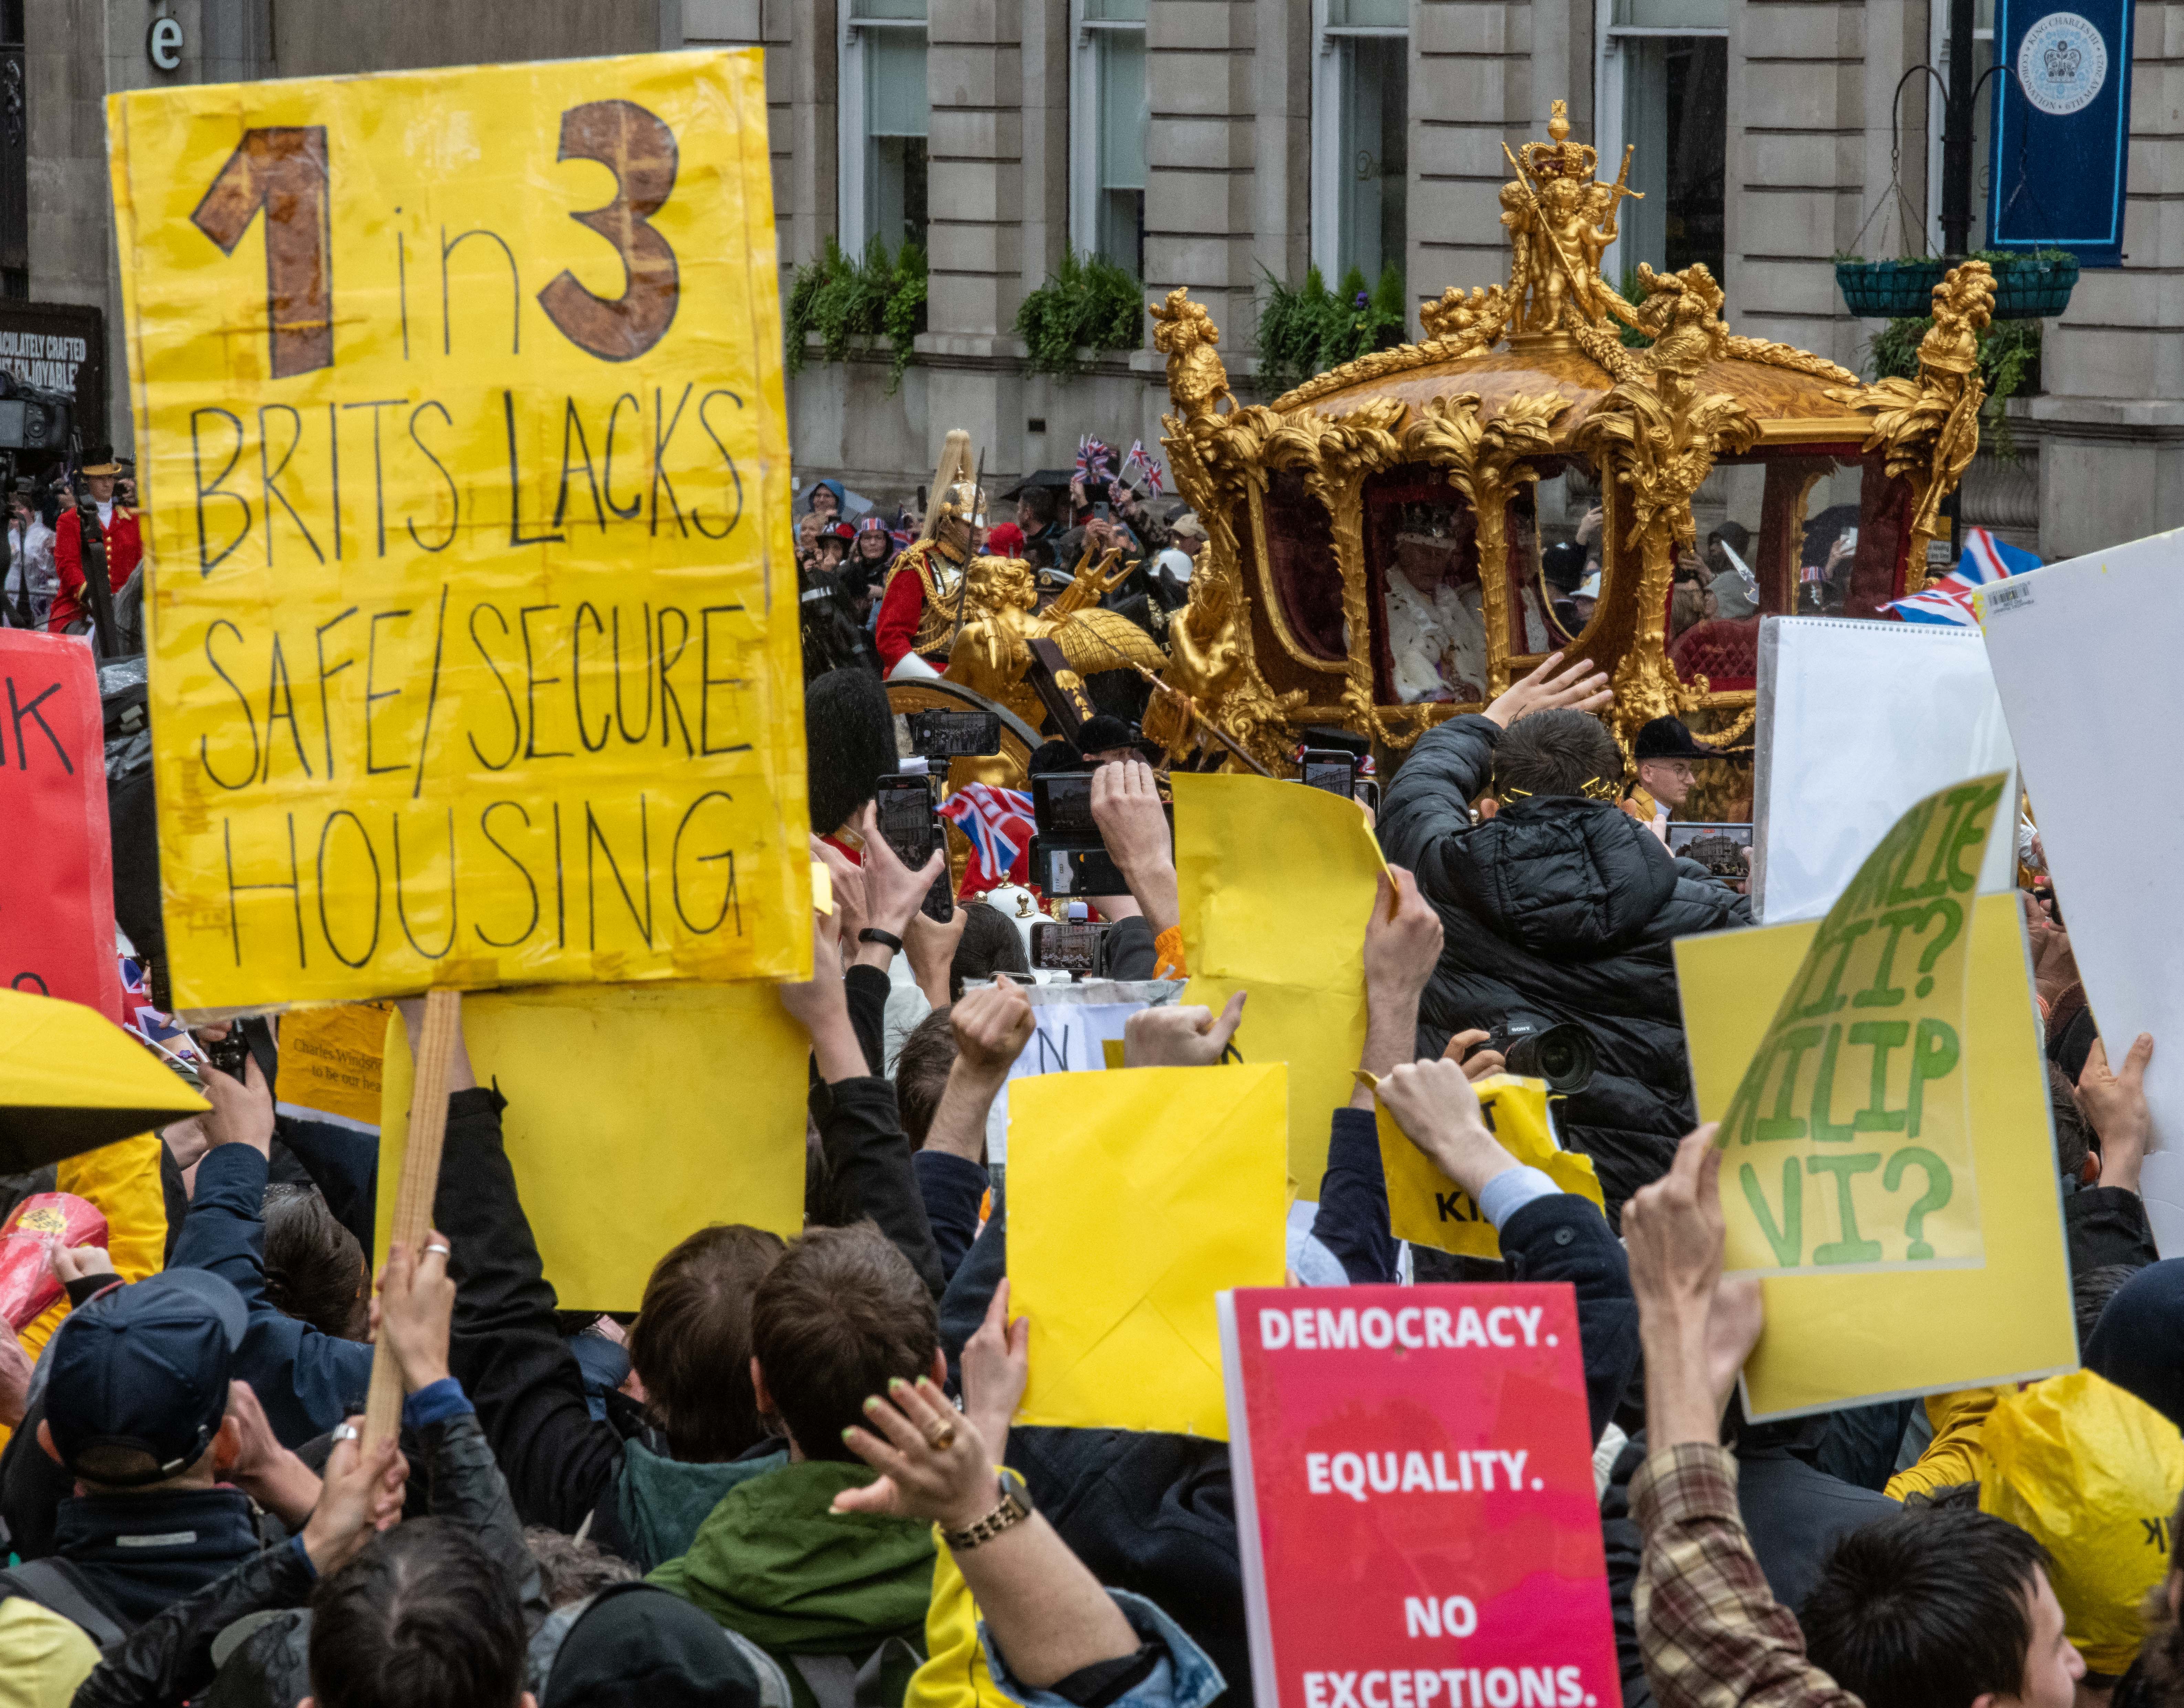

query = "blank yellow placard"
[1173,774,1384,1198]
[1379,1073,1604,1258]
[378,981,805,1311]
[1010,1064,1288,1438]
[111,52,809,1010]
[1677,893,2076,1419]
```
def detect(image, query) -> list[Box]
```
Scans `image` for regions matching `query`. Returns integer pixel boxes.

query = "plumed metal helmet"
[933,479,987,532]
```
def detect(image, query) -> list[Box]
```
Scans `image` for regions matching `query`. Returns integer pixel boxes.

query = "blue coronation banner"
[1988,0,2136,266]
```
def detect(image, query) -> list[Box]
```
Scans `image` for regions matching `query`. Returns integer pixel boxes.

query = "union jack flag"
[119,954,202,1063]
[1882,527,2042,628]
[1075,436,1116,485]
[939,783,1035,893]
[1124,440,1165,496]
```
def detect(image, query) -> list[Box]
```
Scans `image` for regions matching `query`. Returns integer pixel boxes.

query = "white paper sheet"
[1753,616,2018,923]
[979,978,1184,1165]
[1977,527,2184,1251]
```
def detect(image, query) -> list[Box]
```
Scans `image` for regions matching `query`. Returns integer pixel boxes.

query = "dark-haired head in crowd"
[304,1520,532,1708]
[1801,1505,2085,1708]
[263,1184,370,1341]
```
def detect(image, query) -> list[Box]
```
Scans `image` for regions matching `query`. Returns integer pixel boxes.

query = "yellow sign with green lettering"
[1704,773,2008,1276]
[109,52,809,1010]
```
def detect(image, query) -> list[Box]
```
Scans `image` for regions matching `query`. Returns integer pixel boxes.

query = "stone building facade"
[20,0,2181,557]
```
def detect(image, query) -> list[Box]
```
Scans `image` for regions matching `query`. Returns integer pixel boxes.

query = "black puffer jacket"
[1379,713,1751,1218]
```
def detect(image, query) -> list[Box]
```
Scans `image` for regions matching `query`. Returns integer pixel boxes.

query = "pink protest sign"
[1218,1284,1616,1708]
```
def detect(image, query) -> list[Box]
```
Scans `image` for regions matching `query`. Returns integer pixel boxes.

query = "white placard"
[1753,617,2018,923]
[1977,527,2184,1249]
[980,978,1184,1165]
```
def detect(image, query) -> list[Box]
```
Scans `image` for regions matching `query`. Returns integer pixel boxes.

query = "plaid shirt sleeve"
[1632,1443,1866,1708]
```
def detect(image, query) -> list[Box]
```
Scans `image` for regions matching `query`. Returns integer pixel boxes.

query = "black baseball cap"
[545,1583,783,1708]
[44,1268,247,1485]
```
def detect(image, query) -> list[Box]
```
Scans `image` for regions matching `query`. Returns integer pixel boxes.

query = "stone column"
[921,0,1026,482]
[1145,1,1257,358]
[1412,0,1533,326]
[1722,0,1903,374]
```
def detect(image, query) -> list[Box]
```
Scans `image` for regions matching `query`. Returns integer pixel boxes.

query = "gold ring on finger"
[925,1419,958,1452]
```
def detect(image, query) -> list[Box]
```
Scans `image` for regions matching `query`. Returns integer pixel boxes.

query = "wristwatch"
[942,1467,1033,1551]
[858,927,904,953]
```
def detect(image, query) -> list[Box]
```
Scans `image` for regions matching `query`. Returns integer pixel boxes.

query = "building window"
[1072,0,1147,277]
[1594,0,1727,290]
[841,0,930,253]
[1312,0,1408,289]
[1928,0,1995,251]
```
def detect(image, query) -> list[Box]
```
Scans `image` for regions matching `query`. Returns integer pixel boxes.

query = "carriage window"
[1363,473,1491,706]
[1257,469,1349,662]
[1669,453,1878,691]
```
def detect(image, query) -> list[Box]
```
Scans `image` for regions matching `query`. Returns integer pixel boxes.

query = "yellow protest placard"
[276,1002,388,1127]
[110,53,809,1012]
[1174,773,1383,1198]
[1677,890,2075,1419]
[1709,774,2007,1276]
[1011,1063,1288,1438]
[377,981,805,1310]
[1378,1073,1603,1258]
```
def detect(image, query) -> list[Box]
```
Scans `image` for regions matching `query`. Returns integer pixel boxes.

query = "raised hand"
[1483,651,1614,729]
[371,1233,456,1393]
[832,1376,994,1531]
[961,1277,1030,1463]
[1363,867,1443,1016]
[300,1417,408,1576]
[951,981,1036,1080]
[1375,1057,1514,1203]
[2079,1033,2155,1192]
[857,801,948,939]
[1441,1028,1507,1082]
[1123,992,1246,1069]
[199,1050,275,1157]
[1624,1125,1764,1448]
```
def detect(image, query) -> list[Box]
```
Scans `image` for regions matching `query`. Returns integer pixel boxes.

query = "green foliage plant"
[1255,262,1407,397]
[784,238,929,396]
[1014,250,1146,380]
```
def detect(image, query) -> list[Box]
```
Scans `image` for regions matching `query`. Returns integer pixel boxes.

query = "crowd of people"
[0,439,2174,1708]
[793,451,1207,687]
[1,448,140,639]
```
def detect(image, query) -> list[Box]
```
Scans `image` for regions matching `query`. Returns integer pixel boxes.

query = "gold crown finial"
[1548,99,1570,143]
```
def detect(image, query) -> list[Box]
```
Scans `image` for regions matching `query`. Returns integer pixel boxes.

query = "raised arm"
[1092,758,1182,956]
[1309,868,1445,1284]
[410,1003,628,1541]
[1374,1053,1635,1439]
[916,983,1034,1279]
[168,1055,373,1445]
[837,1350,1220,1702]
[1623,1132,1857,1708]
[783,910,946,1295]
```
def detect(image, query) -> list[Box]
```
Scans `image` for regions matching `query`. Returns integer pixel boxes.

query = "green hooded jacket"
[618,1437,790,1571]
[649,1460,936,1708]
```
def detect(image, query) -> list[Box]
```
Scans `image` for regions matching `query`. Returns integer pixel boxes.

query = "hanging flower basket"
[1835,258,1952,318]
[1988,253,2079,320]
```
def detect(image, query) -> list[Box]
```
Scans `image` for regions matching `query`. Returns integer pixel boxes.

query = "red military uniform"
[49,504,143,635]
[875,536,969,674]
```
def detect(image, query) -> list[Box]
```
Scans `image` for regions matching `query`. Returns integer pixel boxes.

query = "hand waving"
[1483,651,1613,729]
[832,1376,995,1532]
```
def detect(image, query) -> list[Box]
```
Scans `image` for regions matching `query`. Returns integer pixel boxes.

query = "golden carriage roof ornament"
[1141,99,1999,777]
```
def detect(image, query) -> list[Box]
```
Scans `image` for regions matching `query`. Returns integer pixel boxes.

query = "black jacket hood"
[1446,794,1681,960]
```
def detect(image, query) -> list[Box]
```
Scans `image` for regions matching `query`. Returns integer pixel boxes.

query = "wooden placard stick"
[362,987,461,1452]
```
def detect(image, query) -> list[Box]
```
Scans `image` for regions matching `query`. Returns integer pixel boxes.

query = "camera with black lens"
[1490,1014,1596,1097]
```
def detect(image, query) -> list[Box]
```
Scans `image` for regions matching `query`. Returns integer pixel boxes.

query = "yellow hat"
[0,988,208,1172]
